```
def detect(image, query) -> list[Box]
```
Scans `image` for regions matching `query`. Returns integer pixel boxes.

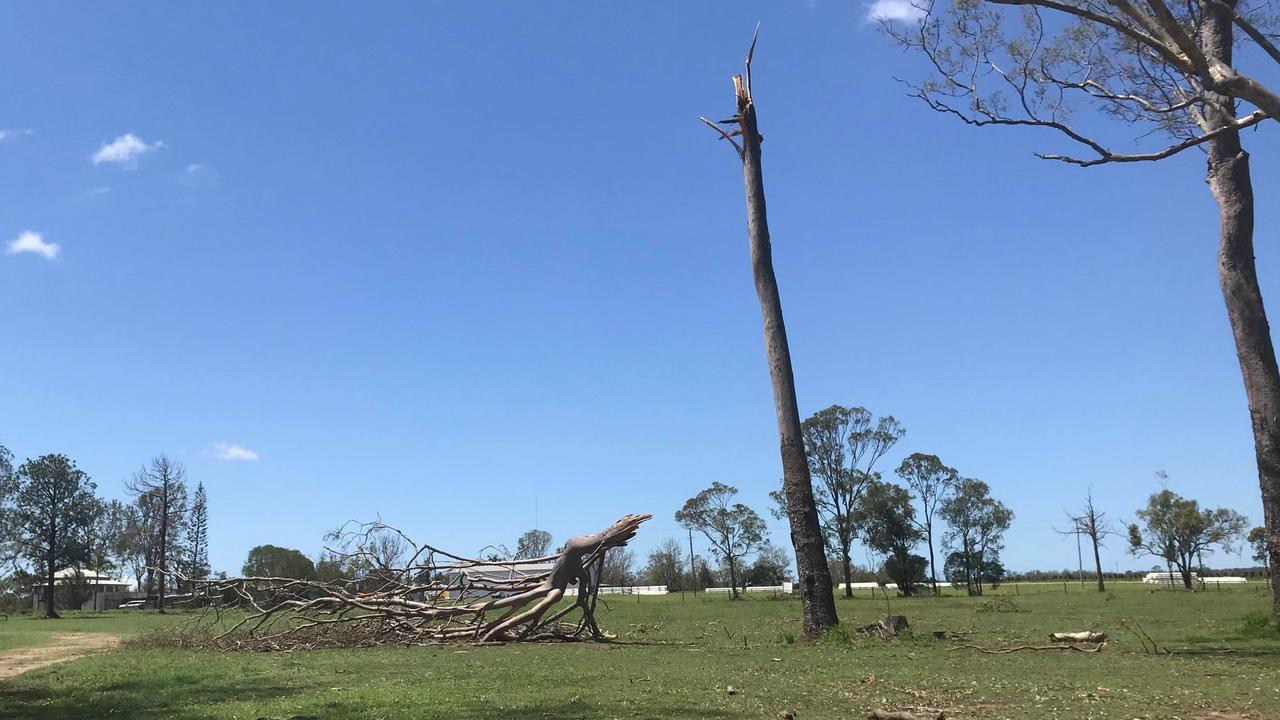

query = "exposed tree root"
[181,514,651,650]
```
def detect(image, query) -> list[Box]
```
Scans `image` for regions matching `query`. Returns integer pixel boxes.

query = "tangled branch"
[182,514,651,650]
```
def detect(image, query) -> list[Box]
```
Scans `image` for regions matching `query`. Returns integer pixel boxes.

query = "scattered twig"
[950,642,1106,654]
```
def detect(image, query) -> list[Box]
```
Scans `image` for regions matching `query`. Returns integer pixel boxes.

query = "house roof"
[31,568,130,587]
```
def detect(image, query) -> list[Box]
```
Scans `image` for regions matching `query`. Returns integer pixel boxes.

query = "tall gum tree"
[881,0,1280,615]
[700,31,839,634]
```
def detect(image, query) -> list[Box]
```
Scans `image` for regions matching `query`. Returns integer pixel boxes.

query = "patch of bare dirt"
[0,633,120,679]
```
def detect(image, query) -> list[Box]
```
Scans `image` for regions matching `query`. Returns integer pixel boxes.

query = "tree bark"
[44,548,58,619]
[1203,0,1280,617]
[926,528,938,594]
[735,63,839,635]
[842,545,853,598]
[1090,533,1105,592]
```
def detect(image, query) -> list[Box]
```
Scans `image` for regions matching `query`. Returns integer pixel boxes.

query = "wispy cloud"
[91,133,164,168]
[84,186,111,197]
[211,442,259,461]
[179,163,219,186]
[0,128,34,144]
[5,230,60,260]
[866,0,927,22]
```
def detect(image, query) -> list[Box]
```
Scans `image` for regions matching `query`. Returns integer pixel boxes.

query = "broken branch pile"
[184,514,651,650]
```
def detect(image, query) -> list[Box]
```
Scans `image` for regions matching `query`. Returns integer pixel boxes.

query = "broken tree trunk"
[700,27,838,638]
[187,514,651,649]
[1049,631,1107,643]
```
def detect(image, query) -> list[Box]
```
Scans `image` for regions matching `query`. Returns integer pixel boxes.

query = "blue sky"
[2,2,1276,578]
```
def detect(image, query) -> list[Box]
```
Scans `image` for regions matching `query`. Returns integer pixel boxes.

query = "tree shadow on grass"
[0,675,310,720]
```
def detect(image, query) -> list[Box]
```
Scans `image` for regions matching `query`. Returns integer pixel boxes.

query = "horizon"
[2,2,1274,579]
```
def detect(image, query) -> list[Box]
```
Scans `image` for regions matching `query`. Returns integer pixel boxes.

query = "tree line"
[0,442,211,617]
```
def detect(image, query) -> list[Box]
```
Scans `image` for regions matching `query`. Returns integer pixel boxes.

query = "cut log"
[867,710,945,720]
[1049,631,1107,643]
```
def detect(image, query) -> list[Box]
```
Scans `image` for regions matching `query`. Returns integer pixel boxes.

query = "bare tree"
[700,29,838,633]
[881,0,1280,615]
[896,453,959,593]
[124,455,188,612]
[1059,490,1118,591]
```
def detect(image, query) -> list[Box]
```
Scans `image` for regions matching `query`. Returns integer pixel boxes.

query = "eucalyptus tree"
[854,479,928,595]
[771,405,905,597]
[896,453,959,592]
[1128,489,1248,588]
[880,0,1280,614]
[940,478,1014,596]
[700,33,838,632]
[676,482,767,599]
[514,529,553,560]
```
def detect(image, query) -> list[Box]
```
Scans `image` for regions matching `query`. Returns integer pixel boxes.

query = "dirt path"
[0,633,120,679]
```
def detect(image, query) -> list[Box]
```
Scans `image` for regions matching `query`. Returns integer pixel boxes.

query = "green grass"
[2,583,1278,719]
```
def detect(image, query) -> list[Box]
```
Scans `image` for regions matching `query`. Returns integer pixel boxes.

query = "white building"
[32,568,140,612]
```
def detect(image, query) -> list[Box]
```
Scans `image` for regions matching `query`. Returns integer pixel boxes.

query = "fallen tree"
[183,514,651,650]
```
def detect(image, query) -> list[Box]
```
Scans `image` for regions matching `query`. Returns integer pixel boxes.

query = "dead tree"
[1058,491,1118,591]
[700,27,839,636]
[125,456,188,613]
[188,514,650,649]
[883,0,1280,617]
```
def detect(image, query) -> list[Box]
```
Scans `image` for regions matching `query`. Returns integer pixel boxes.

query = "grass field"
[1,582,1277,719]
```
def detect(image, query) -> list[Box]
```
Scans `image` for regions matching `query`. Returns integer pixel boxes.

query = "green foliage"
[11,453,100,617]
[1,585,1279,719]
[241,545,316,579]
[1240,610,1279,638]
[744,543,791,586]
[514,529,552,560]
[1129,487,1249,588]
[940,478,1013,596]
[1249,526,1269,566]
[676,482,766,598]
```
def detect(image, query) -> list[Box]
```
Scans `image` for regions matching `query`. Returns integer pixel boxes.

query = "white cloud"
[867,0,927,22]
[85,186,111,197]
[180,163,219,186]
[211,442,259,461]
[5,230,60,259]
[0,128,33,143]
[91,133,164,168]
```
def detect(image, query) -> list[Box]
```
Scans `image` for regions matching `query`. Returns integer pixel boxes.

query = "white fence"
[706,582,794,594]
[563,585,668,596]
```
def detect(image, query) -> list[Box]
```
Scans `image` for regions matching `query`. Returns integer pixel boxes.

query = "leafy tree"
[514,529,553,560]
[896,453,958,593]
[855,479,928,596]
[242,544,317,579]
[770,405,905,597]
[642,538,686,589]
[0,441,19,571]
[1128,489,1249,588]
[124,455,189,612]
[676,482,766,599]
[880,0,1280,617]
[940,478,1013,596]
[745,543,793,586]
[1251,526,1271,570]
[10,454,99,617]
[184,482,211,586]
